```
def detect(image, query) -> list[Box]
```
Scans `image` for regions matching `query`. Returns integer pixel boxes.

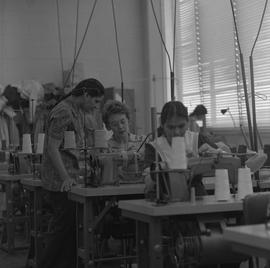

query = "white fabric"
[150,131,198,169]
[16,80,44,101]
[245,152,267,173]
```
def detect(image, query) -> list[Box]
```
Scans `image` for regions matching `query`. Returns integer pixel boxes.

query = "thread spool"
[64,131,76,149]
[190,187,196,203]
[185,131,199,157]
[100,156,114,184]
[237,167,253,200]
[29,99,37,123]
[36,133,45,154]
[94,130,108,148]
[170,137,187,169]
[0,96,7,111]
[22,134,32,154]
[215,169,230,201]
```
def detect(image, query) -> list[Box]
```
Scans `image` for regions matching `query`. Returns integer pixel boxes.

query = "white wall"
[0,0,157,134]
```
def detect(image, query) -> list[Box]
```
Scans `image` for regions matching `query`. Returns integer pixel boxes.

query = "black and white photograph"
[0,0,270,267]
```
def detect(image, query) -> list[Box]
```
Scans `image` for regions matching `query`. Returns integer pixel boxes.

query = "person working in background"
[40,78,105,268]
[189,104,208,133]
[189,104,229,152]
[102,100,144,151]
[102,100,145,182]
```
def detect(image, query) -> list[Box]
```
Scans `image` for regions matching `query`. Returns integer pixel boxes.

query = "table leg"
[136,221,148,268]
[83,199,95,268]
[35,188,43,267]
[6,181,15,253]
[148,218,163,268]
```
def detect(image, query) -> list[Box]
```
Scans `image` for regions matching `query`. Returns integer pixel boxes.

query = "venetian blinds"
[173,0,270,129]
[235,0,270,129]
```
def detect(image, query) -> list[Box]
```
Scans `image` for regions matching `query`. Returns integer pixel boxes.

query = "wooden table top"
[70,183,145,197]
[224,224,270,252]
[119,195,243,217]
[0,173,33,182]
[20,177,42,187]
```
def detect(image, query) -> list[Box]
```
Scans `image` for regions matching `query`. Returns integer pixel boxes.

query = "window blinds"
[236,0,270,129]
[173,0,270,129]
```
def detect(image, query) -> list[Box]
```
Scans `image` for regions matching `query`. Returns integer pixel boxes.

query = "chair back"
[243,192,270,224]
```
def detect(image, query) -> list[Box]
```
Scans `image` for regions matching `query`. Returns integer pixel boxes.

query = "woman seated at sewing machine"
[102,100,146,182]
[145,101,218,199]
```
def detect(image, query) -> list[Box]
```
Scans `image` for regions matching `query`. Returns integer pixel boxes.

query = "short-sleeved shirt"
[107,133,146,182]
[108,133,145,152]
[41,99,86,191]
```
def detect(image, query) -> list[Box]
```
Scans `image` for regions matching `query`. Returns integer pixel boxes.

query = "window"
[172,0,270,130]
[236,0,270,129]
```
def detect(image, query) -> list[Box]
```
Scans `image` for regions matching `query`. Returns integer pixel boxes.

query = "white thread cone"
[22,134,32,154]
[29,99,37,123]
[237,167,253,200]
[215,169,230,201]
[100,156,114,184]
[36,133,45,154]
[169,137,187,169]
[64,131,76,149]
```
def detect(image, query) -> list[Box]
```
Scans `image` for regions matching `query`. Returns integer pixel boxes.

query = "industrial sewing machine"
[81,149,145,187]
[143,154,247,267]
[148,153,241,203]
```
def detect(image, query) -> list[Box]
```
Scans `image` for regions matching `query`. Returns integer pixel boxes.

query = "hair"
[160,101,188,125]
[71,78,105,97]
[190,104,207,117]
[55,78,105,106]
[102,100,130,129]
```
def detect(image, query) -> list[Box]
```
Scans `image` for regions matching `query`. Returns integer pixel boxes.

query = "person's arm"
[47,136,76,191]
[47,110,76,191]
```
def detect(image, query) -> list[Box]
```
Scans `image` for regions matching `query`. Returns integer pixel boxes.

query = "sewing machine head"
[82,150,145,187]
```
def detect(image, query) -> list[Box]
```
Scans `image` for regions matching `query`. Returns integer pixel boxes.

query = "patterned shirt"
[107,133,146,182]
[41,99,86,191]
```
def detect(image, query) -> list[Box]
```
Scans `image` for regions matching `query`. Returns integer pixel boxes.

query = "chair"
[243,192,270,268]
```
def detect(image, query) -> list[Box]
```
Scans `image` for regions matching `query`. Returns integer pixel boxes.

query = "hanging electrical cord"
[251,0,268,56]
[150,0,175,100]
[150,0,172,73]
[63,0,98,89]
[230,0,242,54]
[249,0,268,151]
[111,0,124,102]
[56,0,65,88]
[72,0,80,86]
[173,0,177,73]
[229,0,254,150]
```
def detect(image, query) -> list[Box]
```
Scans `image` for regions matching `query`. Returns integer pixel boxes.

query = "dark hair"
[54,78,105,107]
[190,104,207,117]
[71,78,105,97]
[102,100,130,129]
[160,101,188,125]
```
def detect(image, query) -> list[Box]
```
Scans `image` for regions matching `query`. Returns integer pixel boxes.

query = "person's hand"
[60,177,77,192]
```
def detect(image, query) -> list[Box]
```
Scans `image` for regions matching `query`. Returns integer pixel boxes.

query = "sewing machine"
[117,154,245,267]
[149,154,241,204]
[83,150,144,187]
